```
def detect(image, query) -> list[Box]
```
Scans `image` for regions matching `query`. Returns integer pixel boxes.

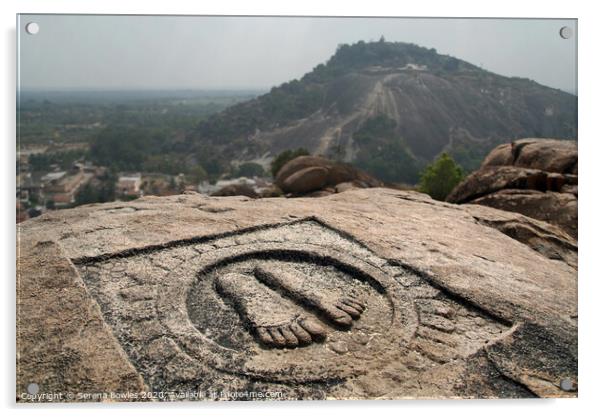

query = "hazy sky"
[18,15,577,93]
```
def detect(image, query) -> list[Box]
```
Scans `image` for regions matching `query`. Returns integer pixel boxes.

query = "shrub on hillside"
[234,162,266,178]
[418,153,465,201]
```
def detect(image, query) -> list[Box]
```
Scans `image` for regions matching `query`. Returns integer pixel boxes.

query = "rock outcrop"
[17,188,576,401]
[275,155,382,196]
[447,139,577,238]
[210,183,259,199]
[481,138,577,173]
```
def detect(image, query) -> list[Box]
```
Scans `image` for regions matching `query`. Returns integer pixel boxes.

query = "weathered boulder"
[211,183,258,199]
[17,189,576,401]
[275,156,382,195]
[447,166,550,203]
[482,138,577,173]
[258,184,284,198]
[448,138,577,238]
[471,190,577,240]
[461,200,577,269]
[281,166,329,194]
[335,181,360,193]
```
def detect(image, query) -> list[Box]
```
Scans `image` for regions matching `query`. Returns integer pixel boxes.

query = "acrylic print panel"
[16,14,577,402]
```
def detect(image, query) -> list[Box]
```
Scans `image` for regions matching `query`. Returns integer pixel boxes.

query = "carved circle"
[160,243,418,383]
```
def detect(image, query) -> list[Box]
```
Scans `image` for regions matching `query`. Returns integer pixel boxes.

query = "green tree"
[29,150,86,171]
[187,165,208,184]
[142,154,183,175]
[98,171,117,203]
[235,162,265,178]
[194,144,228,181]
[73,171,116,207]
[74,183,97,205]
[418,153,465,201]
[270,148,309,177]
[169,176,177,191]
[90,126,168,171]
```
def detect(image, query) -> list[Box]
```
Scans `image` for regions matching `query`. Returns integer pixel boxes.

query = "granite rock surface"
[17,188,577,401]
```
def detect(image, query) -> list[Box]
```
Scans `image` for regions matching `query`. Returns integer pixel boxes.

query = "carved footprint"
[254,265,366,328]
[215,272,326,348]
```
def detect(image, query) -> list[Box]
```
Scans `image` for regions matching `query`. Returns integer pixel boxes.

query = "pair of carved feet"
[216,264,366,349]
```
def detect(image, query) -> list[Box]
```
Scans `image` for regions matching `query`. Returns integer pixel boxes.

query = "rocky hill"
[183,40,577,182]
